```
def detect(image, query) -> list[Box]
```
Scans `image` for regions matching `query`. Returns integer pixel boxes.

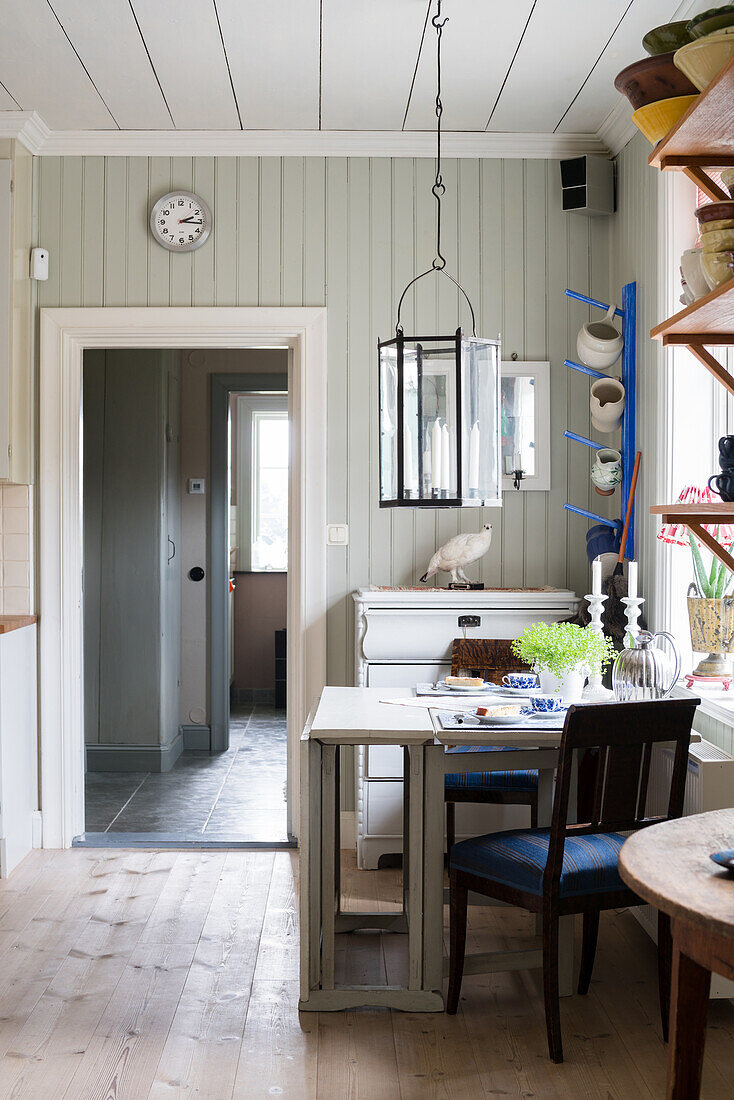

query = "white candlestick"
[627,560,638,599]
[469,422,480,491]
[431,418,442,492]
[441,423,451,492]
[583,591,614,700]
[622,596,644,645]
[404,423,417,492]
[592,556,602,597]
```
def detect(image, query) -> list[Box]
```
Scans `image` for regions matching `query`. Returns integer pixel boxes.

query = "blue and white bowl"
[502,673,538,690]
[531,694,566,713]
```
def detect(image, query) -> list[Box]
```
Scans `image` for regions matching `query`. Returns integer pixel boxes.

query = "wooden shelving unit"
[649,54,734,201]
[650,505,734,571]
[648,57,734,568]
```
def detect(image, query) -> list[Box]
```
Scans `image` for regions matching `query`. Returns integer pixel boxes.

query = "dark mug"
[708,472,734,502]
[719,435,734,465]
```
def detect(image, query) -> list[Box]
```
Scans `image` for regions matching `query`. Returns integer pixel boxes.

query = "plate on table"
[498,685,542,697]
[475,711,527,726]
[435,680,495,693]
[710,849,734,872]
[520,705,567,720]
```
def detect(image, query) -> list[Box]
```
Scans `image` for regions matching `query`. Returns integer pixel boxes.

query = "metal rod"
[565,289,624,318]
[621,280,637,558]
[564,429,604,450]
[564,358,606,381]
[564,503,619,529]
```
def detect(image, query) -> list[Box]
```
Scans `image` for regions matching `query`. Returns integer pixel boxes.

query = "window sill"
[672,681,734,728]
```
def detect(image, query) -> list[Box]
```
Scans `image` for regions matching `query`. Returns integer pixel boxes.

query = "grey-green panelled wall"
[35,155,613,689]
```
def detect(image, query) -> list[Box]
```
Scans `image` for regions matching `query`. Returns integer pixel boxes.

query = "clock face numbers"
[150,192,212,252]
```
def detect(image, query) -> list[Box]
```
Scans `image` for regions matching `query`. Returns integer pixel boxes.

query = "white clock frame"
[149,190,212,253]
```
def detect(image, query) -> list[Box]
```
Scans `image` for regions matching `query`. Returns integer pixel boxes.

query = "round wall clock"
[149,190,212,252]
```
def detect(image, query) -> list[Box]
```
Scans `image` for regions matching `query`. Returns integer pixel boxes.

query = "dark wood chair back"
[543,698,699,896]
[451,638,531,681]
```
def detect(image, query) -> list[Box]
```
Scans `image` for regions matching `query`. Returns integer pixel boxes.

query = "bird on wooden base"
[420,524,493,586]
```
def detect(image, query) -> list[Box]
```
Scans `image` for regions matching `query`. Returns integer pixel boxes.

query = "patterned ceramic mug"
[502,673,538,689]
[531,694,566,713]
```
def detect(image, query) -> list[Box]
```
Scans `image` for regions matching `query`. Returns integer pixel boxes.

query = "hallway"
[83,706,288,844]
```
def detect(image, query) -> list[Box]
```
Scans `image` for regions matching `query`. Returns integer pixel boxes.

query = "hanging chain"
[394,0,477,336]
[432,0,448,271]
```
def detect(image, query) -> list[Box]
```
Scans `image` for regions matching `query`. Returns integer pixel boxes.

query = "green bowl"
[643,20,694,54]
[687,5,734,39]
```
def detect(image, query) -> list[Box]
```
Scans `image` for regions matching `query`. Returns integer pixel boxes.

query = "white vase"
[538,668,586,705]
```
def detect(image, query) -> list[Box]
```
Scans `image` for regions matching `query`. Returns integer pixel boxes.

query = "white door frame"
[39,307,327,849]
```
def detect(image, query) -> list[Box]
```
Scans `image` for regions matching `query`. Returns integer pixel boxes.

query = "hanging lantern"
[378,1,501,509]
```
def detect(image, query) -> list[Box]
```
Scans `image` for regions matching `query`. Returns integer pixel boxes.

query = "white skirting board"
[340,812,356,849]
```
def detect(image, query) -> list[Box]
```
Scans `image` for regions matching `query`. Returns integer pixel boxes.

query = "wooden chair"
[446,697,699,1063]
[445,638,538,852]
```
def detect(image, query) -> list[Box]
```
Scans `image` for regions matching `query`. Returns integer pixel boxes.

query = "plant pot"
[538,668,586,705]
[688,595,734,655]
[590,378,625,433]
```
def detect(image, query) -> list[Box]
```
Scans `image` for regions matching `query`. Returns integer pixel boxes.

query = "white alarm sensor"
[30,248,49,280]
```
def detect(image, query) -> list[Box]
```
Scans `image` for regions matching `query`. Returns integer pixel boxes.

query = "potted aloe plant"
[687,532,734,678]
[511,621,616,704]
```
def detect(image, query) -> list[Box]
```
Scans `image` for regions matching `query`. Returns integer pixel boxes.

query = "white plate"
[498,685,541,696]
[436,681,492,693]
[476,712,526,726]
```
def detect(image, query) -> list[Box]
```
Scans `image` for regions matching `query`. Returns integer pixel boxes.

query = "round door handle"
[189,566,205,582]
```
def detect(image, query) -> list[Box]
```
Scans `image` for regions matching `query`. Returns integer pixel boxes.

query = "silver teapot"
[612,630,681,701]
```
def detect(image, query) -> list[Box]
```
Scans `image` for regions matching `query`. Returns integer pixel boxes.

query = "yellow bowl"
[674,35,734,90]
[700,217,734,232]
[701,250,734,290]
[631,95,698,144]
[702,228,734,253]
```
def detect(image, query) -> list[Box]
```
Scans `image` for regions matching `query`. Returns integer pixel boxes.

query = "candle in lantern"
[469,422,480,490]
[404,423,417,492]
[627,560,638,599]
[431,418,442,491]
[592,556,602,596]
[441,423,451,491]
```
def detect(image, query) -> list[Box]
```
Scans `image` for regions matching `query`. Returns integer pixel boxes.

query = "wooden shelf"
[650,504,734,571]
[650,280,734,344]
[650,55,734,185]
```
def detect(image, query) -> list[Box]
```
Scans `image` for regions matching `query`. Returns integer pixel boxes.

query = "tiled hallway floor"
[83,706,289,844]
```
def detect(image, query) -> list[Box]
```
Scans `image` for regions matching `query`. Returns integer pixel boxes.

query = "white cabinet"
[353,586,580,868]
[0,623,38,876]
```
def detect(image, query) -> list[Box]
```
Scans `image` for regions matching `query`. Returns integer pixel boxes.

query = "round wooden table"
[619,808,734,1100]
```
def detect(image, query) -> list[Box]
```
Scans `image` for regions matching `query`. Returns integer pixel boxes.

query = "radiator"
[633,738,734,998]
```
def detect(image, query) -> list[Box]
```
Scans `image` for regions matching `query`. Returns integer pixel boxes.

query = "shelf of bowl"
[648,55,734,202]
[650,502,734,572]
[650,279,734,398]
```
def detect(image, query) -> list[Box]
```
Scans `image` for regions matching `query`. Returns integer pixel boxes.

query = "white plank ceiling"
[0,0,706,137]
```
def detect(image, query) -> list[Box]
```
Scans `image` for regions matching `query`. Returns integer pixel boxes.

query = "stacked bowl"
[673,3,734,92]
[696,201,734,290]
[615,19,699,145]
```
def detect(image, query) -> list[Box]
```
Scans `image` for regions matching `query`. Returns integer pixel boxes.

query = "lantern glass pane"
[379,344,398,501]
[460,336,501,504]
[415,339,457,500]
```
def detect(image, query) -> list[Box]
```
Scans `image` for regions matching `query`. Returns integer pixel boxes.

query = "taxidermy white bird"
[420,524,493,585]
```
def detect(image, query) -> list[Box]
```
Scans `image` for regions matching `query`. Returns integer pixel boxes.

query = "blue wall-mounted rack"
[562,281,637,559]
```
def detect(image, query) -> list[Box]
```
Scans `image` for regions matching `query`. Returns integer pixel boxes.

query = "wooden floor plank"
[0,848,727,1100]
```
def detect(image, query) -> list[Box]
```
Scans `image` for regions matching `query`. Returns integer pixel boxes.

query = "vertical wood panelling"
[34,153,612,697]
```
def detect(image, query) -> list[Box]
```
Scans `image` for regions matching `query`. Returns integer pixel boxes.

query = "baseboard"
[340,811,356,849]
[180,724,211,751]
[85,732,184,773]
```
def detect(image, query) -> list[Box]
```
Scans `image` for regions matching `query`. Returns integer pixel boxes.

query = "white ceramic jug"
[590,378,625,434]
[590,448,622,496]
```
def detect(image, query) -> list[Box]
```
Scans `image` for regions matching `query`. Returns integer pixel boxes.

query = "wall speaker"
[559,155,615,216]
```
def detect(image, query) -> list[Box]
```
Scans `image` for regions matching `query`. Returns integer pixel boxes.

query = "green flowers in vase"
[511,621,616,678]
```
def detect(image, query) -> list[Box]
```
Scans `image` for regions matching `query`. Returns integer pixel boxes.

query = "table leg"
[423,744,445,998]
[407,745,425,990]
[320,744,337,990]
[667,921,711,1100]
[299,738,322,1008]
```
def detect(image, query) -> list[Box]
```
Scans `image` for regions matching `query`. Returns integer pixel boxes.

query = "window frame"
[235,393,288,572]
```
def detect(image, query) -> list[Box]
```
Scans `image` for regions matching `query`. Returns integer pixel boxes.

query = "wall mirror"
[500,361,550,491]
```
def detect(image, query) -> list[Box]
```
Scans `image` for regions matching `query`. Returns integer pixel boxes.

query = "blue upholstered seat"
[450,828,627,898]
[444,745,538,794]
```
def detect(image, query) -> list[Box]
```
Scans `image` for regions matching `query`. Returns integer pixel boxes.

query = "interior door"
[161,359,182,746]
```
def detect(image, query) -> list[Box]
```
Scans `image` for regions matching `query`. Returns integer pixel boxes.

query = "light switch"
[327,524,349,546]
[188,478,205,494]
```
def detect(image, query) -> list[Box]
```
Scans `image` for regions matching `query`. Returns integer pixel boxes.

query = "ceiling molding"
[596,98,637,158]
[0,112,611,158]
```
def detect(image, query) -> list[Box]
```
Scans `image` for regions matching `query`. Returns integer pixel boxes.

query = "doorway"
[39,307,327,850]
[81,351,294,846]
